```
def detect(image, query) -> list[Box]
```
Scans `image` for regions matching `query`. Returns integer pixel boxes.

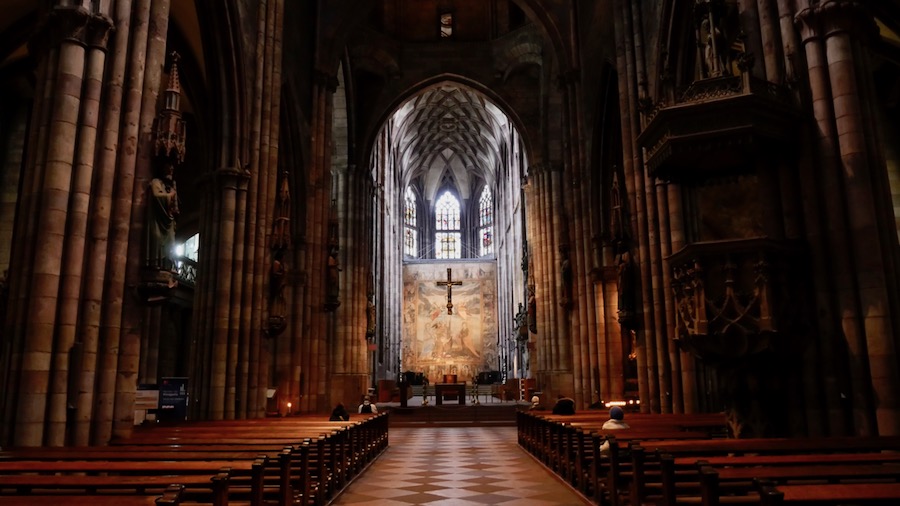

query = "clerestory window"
[478,187,493,257]
[435,191,461,259]
[404,187,418,257]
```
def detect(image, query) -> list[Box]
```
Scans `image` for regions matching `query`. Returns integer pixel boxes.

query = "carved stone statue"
[616,242,636,328]
[146,162,180,270]
[272,172,291,250]
[325,243,341,310]
[527,284,537,334]
[366,294,376,338]
[559,246,572,308]
[515,302,528,342]
[701,17,729,77]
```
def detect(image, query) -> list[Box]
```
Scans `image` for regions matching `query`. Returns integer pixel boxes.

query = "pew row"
[0,413,389,506]
[517,410,900,506]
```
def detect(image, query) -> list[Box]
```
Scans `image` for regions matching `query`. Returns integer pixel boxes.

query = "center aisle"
[331,426,590,505]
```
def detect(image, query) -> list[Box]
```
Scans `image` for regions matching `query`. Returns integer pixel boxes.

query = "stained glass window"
[435,191,461,259]
[478,188,493,256]
[404,187,418,257]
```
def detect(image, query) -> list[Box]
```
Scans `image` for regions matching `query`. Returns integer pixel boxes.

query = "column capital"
[86,13,115,50]
[213,164,252,189]
[313,69,339,93]
[30,5,91,55]
[795,1,876,44]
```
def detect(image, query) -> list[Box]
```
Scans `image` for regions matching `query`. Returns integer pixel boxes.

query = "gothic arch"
[363,74,535,181]
[195,0,247,168]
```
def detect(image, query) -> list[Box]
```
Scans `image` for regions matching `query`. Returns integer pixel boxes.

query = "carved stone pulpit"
[669,238,809,437]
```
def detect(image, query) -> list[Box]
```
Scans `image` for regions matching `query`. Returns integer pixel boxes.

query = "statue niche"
[693,0,740,79]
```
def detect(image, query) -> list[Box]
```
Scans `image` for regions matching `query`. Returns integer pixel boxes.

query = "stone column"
[795,0,900,435]
[818,1,900,435]
[297,70,337,414]
[738,0,768,80]
[12,4,91,446]
[111,0,171,440]
[74,0,136,446]
[756,0,784,83]
[615,0,654,412]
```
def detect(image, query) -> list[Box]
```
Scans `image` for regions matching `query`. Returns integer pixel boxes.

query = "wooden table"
[434,383,466,405]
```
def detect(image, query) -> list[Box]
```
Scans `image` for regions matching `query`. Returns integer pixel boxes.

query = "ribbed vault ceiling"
[391,83,510,201]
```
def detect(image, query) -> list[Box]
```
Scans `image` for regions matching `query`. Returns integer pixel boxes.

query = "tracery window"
[404,187,418,257]
[435,191,461,259]
[174,233,200,283]
[478,187,493,256]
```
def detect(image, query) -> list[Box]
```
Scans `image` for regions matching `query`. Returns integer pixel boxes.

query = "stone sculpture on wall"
[146,162,180,271]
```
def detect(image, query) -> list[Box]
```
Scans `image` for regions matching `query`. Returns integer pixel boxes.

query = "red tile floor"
[330,426,590,505]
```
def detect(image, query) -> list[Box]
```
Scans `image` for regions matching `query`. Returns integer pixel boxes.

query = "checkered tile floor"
[331,427,589,505]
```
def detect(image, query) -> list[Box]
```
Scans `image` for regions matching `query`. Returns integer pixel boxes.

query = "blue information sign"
[158,377,189,421]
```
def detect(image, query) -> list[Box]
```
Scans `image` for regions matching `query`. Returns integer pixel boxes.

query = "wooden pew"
[0,484,184,505]
[631,437,900,506]
[758,481,900,505]
[0,459,264,506]
[703,463,900,501]
[0,413,389,506]
[111,413,389,505]
[0,470,229,506]
[516,410,728,506]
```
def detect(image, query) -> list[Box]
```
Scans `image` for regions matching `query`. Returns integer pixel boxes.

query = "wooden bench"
[758,481,900,505]
[516,410,728,505]
[655,452,900,506]
[628,437,900,506]
[0,413,389,506]
[703,463,900,505]
[0,459,264,505]
[0,483,184,505]
[0,471,228,505]
[111,413,389,505]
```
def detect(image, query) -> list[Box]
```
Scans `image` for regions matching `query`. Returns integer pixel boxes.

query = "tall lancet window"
[478,187,493,256]
[404,187,418,257]
[435,191,461,259]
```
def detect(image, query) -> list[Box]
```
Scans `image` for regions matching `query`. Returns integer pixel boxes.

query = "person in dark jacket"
[552,395,576,415]
[329,403,350,421]
[358,395,378,414]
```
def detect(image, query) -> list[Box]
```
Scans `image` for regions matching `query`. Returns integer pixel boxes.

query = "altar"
[434,383,466,405]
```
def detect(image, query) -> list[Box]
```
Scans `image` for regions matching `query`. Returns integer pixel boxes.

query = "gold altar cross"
[436,268,462,315]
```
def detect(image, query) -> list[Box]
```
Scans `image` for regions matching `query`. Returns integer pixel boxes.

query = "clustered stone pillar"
[795,0,900,435]
[192,0,284,421]
[293,69,338,414]
[329,168,374,405]
[527,159,575,400]
[0,0,175,447]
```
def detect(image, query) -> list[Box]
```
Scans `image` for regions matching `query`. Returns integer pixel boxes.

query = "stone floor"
[329,426,590,506]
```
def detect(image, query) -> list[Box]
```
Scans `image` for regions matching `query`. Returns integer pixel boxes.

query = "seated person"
[529,395,543,411]
[600,406,630,452]
[329,403,350,421]
[602,406,629,429]
[358,395,378,414]
[551,394,576,415]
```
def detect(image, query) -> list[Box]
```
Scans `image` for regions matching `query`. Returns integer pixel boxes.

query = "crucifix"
[436,267,462,315]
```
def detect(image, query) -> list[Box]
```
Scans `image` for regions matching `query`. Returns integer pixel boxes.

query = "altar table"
[434,383,466,405]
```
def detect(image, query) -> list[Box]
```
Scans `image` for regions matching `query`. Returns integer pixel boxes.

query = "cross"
[436,268,462,315]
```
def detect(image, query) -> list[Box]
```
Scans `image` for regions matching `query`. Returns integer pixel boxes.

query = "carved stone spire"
[155,52,187,165]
